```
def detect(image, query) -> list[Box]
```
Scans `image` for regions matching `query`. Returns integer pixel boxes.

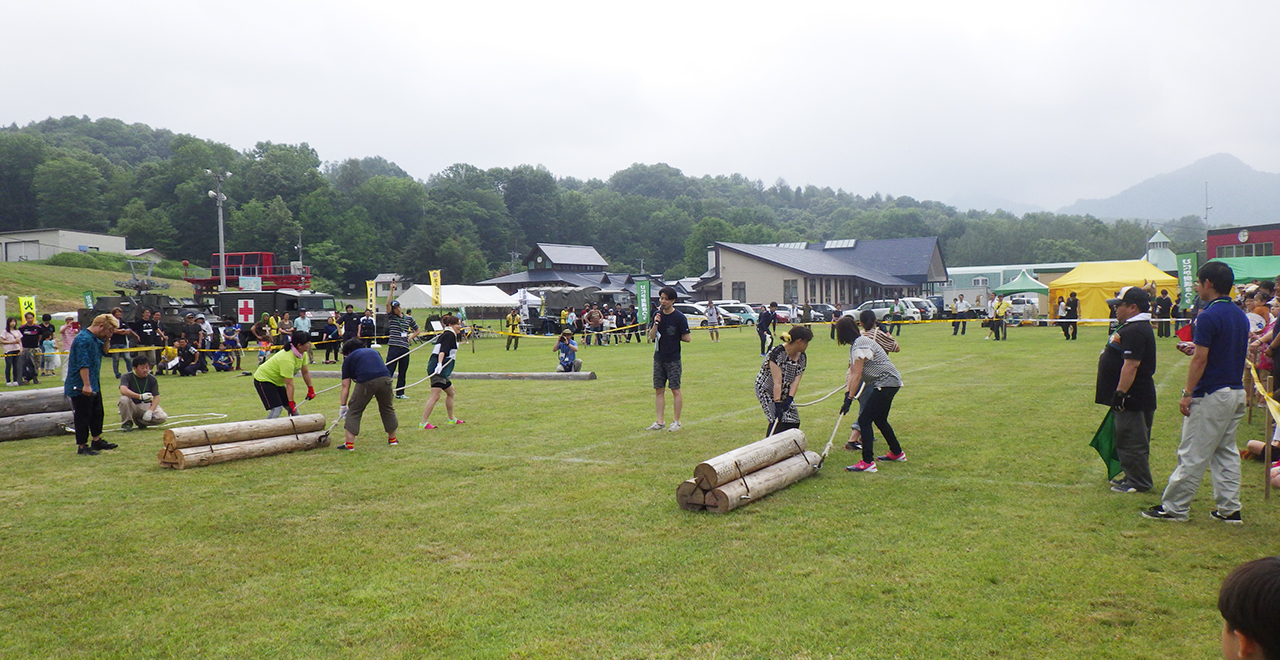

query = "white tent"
[511,288,543,308]
[394,284,526,309]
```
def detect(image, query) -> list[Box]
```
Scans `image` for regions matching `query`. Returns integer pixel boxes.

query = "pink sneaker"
[845,460,877,473]
[445,418,465,425]
[877,451,906,462]
[418,422,436,430]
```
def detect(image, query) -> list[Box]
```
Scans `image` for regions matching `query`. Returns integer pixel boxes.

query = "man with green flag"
[1093,286,1158,493]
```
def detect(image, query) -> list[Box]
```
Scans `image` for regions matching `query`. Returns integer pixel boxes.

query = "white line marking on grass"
[892,472,1086,489]
[430,450,617,465]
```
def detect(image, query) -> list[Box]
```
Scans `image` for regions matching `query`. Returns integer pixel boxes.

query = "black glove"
[773,400,788,420]
[840,394,853,415]
[1110,390,1129,411]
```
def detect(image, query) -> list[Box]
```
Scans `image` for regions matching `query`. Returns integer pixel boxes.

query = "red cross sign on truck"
[238,299,255,324]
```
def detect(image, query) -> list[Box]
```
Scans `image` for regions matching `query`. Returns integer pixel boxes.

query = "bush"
[44,251,185,280]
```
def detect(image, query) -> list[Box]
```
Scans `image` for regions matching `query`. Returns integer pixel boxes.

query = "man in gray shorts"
[646,287,691,431]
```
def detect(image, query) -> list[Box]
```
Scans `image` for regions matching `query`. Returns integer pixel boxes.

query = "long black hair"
[835,316,861,345]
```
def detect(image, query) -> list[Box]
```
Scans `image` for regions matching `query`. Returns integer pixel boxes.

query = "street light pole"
[206,170,232,291]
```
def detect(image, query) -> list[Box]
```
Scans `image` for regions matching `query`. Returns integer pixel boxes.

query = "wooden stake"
[693,429,807,489]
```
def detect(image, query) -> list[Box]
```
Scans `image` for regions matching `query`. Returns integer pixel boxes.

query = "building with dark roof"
[695,237,947,306]
[478,243,613,292]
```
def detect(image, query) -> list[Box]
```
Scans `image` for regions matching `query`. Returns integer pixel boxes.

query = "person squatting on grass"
[118,355,168,432]
[1096,286,1158,494]
[66,314,120,455]
[756,325,810,437]
[336,339,397,450]
[647,286,691,432]
[419,314,464,430]
[554,329,581,372]
[1144,261,1248,523]
[252,330,316,419]
[1218,556,1280,660]
[839,311,906,473]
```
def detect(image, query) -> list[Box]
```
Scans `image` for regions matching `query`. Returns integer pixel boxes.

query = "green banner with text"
[636,280,651,324]
[1176,252,1198,309]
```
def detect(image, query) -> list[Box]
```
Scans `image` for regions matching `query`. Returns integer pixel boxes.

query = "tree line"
[0,116,1210,293]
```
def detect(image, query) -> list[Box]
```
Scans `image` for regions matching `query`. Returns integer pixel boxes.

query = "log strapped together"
[676,428,821,513]
[157,413,331,469]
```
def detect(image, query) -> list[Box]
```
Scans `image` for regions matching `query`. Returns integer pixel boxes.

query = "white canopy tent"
[394,284,540,311]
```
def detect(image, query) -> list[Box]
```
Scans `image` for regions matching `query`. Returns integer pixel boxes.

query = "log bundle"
[676,428,820,513]
[0,388,74,442]
[158,414,330,469]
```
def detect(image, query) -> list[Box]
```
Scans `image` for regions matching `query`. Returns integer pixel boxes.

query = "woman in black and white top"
[837,310,904,473]
[754,325,812,436]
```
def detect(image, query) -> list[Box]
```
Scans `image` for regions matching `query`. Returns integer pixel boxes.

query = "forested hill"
[0,116,1207,292]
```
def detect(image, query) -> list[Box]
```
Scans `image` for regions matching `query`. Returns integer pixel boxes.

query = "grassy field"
[0,261,195,313]
[0,321,1273,659]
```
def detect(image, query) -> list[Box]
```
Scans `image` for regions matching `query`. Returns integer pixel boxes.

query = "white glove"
[338,405,348,419]
[142,410,154,423]
[141,392,153,402]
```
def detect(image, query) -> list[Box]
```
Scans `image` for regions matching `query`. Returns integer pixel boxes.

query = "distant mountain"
[943,192,1046,217]
[1058,153,1280,224]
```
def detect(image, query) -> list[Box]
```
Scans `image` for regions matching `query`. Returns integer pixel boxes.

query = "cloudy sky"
[5,1,1277,211]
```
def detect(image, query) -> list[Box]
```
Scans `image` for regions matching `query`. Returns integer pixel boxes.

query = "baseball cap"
[1107,286,1151,311]
[391,301,401,307]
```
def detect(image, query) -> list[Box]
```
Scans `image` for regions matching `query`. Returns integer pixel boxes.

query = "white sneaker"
[668,421,682,431]
[6,382,16,386]
[645,422,665,431]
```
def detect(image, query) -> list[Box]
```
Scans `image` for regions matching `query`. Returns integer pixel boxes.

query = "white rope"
[78,412,230,435]
[794,383,846,407]
[298,340,435,406]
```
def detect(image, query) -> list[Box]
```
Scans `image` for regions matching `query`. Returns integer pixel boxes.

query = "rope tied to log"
[734,460,752,500]
[203,429,214,453]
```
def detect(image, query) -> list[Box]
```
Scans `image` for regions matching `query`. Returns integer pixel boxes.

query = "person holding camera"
[554,329,581,372]
[118,356,169,431]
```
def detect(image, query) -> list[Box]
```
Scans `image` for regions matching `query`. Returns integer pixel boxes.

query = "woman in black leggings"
[837,311,905,473]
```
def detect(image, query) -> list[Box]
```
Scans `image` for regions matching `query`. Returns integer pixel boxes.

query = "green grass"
[0,322,1273,659]
[0,260,194,313]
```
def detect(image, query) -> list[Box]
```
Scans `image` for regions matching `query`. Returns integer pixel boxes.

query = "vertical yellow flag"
[365,280,375,312]
[18,296,36,318]
[430,270,442,306]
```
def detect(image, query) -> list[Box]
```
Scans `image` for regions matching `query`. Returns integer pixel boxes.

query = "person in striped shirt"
[385,282,420,399]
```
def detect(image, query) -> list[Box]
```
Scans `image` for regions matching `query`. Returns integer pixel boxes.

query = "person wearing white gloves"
[336,339,397,451]
[118,356,168,431]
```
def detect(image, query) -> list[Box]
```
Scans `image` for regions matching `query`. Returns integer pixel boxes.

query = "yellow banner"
[365,280,375,312]
[18,296,36,318]
[430,270,442,306]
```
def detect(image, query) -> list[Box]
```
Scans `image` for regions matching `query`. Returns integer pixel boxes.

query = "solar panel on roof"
[773,242,807,249]
[824,239,857,249]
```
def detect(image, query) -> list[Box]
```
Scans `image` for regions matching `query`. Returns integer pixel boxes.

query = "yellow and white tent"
[1049,260,1178,321]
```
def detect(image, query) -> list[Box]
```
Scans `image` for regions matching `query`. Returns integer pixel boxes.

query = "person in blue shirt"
[335,339,397,451]
[554,329,581,372]
[756,302,778,356]
[321,315,341,364]
[646,287,691,431]
[1144,261,1249,523]
[65,314,120,455]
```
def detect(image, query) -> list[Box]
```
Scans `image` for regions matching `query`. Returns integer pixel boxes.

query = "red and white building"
[1207,222,1280,260]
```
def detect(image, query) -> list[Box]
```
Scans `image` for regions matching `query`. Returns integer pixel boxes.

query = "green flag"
[1089,410,1123,480]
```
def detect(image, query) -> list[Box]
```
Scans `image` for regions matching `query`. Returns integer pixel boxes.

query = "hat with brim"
[1107,286,1151,312]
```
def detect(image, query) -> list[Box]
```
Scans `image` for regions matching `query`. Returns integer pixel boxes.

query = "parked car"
[671,303,709,326]
[806,303,838,322]
[717,302,758,325]
[693,302,742,326]
[926,295,945,316]
[1006,296,1039,319]
[845,299,922,323]
[903,296,938,320]
[773,304,795,323]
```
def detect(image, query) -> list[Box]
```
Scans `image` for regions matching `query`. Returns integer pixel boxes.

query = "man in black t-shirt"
[1064,292,1080,340]
[1095,286,1157,493]
[118,356,168,430]
[340,305,362,344]
[646,287,691,432]
[1154,289,1174,338]
[16,312,42,385]
[756,303,778,356]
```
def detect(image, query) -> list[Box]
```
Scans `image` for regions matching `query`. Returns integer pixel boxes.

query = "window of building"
[807,279,817,301]
[1216,243,1274,258]
[731,281,746,301]
[838,280,846,303]
[972,276,989,287]
[783,279,798,304]
[944,279,954,288]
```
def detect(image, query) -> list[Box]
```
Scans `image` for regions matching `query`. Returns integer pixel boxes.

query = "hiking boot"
[877,451,906,462]
[77,444,99,456]
[668,421,682,431]
[846,460,877,473]
[91,439,118,451]
[645,422,665,431]
[1141,505,1188,522]
[1211,509,1243,524]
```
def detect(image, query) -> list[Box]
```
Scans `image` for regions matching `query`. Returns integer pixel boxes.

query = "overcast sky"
[4,1,1277,212]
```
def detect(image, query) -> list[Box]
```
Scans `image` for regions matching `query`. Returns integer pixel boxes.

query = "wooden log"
[676,478,707,511]
[0,387,73,418]
[160,431,331,469]
[0,411,75,442]
[705,450,821,514]
[309,371,597,381]
[162,414,327,450]
[693,428,808,489]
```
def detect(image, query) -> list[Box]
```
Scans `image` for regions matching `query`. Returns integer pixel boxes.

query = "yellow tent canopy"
[1049,260,1179,321]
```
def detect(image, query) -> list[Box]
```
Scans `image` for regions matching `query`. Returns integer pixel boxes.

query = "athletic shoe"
[91,439,118,451]
[418,422,436,430]
[120,421,133,432]
[846,460,877,473]
[388,437,398,446]
[1110,482,1140,493]
[877,451,906,462]
[1108,476,1128,487]
[395,394,409,400]
[668,421,682,432]
[445,418,465,425]
[77,445,99,456]
[1141,505,1188,522]
[1211,510,1243,524]
[645,422,665,431]
[844,441,862,452]
[336,443,355,451]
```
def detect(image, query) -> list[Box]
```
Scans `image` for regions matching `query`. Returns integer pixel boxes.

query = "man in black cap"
[1096,286,1157,493]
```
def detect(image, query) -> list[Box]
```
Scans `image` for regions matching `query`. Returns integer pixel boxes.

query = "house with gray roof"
[479,243,613,293]
[695,237,947,306]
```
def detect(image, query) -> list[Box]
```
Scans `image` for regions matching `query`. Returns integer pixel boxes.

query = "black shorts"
[254,379,289,411]
[653,359,682,390]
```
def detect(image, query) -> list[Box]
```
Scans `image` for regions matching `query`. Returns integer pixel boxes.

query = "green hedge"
[45,251,186,280]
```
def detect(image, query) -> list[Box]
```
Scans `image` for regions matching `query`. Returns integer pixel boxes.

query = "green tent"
[993,269,1049,295]
[1209,256,1280,284]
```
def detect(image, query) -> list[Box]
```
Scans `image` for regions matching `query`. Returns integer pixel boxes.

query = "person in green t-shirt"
[252,330,316,418]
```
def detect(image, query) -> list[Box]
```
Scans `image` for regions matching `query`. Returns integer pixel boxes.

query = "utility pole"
[206,170,233,291]
[510,251,521,274]
[1204,181,1212,223]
